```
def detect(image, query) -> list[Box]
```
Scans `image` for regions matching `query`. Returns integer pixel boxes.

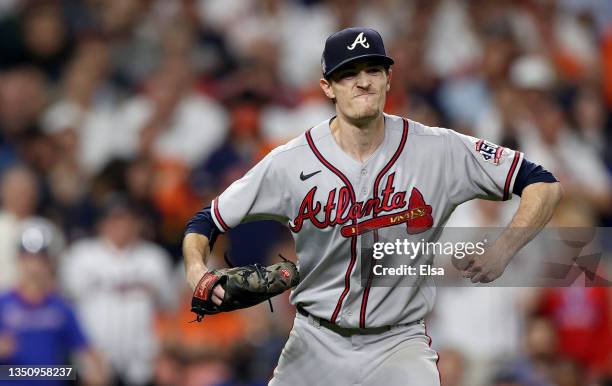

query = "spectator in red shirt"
[536,287,611,380]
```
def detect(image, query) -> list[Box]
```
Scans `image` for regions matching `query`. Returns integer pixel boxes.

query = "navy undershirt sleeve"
[512,158,558,196]
[185,206,222,249]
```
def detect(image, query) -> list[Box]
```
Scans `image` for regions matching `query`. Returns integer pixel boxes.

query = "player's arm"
[183,233,212,289]
[495,157,562,238]
[183,205,298,314]
[462,160,563,283]
[183,150,290,308]
[183,207,224,304]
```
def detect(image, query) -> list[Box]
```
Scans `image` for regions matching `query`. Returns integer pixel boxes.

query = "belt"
[296,306,423,337]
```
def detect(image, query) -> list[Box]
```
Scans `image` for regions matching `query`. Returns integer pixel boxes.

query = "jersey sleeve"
[211,150,290,232]
[444,129,524,204]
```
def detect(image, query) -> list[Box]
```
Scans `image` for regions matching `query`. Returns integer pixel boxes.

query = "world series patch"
[475,139,505,165]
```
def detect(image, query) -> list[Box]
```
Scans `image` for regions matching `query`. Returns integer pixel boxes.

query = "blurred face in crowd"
[0,68,46,134]
[101,0,143,35]
[99,208,141,249]
[230,103,260,139]
[573,87,604,130]
[18,252,54,291]
[525,317,557,359]
[320,59,391,125]
[126,160,154,200]
[23,5,66,58]
[0,167,39,219]
[63,39,111,106]
[535,101,564,145]
[146,56,193,122]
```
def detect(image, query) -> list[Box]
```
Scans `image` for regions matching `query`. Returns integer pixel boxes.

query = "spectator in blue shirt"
[0,221,108,386]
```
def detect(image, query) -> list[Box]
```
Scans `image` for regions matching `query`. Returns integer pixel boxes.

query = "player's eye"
[341,71,357,79]
[367,67,382,74]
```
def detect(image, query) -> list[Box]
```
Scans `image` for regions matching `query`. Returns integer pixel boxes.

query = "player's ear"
[386,69,392,92]
[320,78,335,100]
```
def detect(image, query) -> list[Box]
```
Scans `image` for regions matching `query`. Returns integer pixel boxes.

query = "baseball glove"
[191,255,299,321]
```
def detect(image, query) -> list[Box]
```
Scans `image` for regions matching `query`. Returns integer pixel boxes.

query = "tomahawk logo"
[347,32,369,50]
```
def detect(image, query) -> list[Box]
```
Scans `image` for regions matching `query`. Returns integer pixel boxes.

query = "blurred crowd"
[0,0,611,385]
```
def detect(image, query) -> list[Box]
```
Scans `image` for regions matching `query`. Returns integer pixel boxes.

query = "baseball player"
[183,27,562,385]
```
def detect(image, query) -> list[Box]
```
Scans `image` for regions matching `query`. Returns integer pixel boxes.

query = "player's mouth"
[354,93,376,98]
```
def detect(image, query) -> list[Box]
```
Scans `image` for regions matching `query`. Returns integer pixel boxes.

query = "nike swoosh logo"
[300,170,321,181]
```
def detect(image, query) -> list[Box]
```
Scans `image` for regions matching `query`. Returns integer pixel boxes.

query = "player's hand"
[211,284,225,306]
[190,260,299,319]
[458,247,513,284]
[187,268,226,306]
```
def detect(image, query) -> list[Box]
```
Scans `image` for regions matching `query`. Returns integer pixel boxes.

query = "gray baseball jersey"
[210,113,524,328]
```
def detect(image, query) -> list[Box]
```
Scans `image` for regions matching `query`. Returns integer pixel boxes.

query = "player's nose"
[355,70,372,89]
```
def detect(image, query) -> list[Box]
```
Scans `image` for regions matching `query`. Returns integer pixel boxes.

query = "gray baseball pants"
[269,312,440,386]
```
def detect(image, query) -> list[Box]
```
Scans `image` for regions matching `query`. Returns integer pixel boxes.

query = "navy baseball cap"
[321,27,394,79]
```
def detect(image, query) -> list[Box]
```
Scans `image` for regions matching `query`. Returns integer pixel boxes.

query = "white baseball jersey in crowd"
[61,238,175,385]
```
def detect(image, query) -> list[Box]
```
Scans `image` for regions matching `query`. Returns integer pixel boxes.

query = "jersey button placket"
[357,169,368,197]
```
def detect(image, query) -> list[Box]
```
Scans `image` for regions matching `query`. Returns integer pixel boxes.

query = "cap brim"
[324,54,394,78]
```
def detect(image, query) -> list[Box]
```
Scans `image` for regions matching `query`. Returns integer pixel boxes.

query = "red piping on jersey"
[305,128,357,324]
[359,118,409,328]
[503,152,521,201]
[213,197,230,232]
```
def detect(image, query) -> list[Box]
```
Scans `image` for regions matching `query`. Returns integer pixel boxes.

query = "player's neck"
[330,113,385,163]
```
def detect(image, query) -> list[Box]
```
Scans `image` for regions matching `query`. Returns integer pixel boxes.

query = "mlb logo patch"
[475,139,505,165]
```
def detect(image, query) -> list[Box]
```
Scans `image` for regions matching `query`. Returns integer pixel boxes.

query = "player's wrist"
[485,240,517,273]
[186,265,208,291]
[494,231,527,261]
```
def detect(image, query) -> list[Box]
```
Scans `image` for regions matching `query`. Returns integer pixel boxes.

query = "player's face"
[321,60,391,124]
